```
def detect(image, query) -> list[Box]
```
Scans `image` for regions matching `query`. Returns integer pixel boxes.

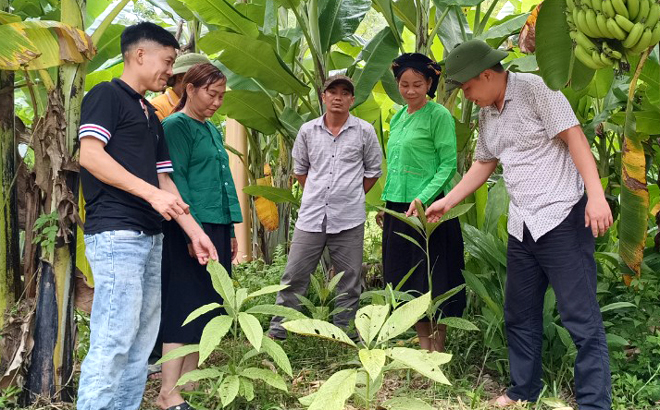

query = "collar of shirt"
[165,88,180,106]
[483,72,516,117]
[314,113,358,136]
[112,78,157,110]
[111,78,161,134]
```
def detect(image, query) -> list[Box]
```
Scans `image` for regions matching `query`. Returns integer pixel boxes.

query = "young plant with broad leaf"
[158,260,306,408]
[295,271,348,321]
[378,202,480,334]
[282,292,451,410]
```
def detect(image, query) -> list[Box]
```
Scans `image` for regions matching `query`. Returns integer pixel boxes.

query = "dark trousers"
[269,223,365,339]
[505,196,611,410]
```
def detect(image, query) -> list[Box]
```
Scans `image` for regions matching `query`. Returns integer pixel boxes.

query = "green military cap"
[172,53,211,75]
[444,39,508,91]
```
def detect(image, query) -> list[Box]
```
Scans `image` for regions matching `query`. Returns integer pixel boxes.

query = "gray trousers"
[269,223,365,338]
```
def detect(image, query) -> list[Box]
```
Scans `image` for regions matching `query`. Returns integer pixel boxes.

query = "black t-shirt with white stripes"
[79,78,173,235]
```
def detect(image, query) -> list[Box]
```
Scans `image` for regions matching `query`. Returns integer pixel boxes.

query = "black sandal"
[166,402,194,410]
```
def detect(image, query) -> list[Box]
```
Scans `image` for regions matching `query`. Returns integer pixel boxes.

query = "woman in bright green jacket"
[381,53,466,352]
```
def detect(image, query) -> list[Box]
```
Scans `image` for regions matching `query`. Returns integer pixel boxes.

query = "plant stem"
[478,0,501,35]
[293,56,316,86]
[23,70,41,126]
[290,4,324,108]
[474,3,481,33]
[632,363,660,402]
[428,7,450,51]
[37,70,54,91]
[455,6,468,41]
[425,230,433,321]
[365,373,371,410]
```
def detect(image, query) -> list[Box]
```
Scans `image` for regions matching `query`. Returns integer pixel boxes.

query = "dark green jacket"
[163,112,242,236]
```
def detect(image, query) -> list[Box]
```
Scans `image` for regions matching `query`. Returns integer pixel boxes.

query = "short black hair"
[489,63,505,73]
[167,73,184,88]
[120,22,179,56]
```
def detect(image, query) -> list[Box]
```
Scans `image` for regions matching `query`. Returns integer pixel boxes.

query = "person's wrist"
[446,194,460,210]
[187,228,204,242]
[585,183,605,199]
[144,184,162,204]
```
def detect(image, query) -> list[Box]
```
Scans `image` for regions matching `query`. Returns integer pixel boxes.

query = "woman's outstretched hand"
[405,198,422,217]
[425,197,452,223]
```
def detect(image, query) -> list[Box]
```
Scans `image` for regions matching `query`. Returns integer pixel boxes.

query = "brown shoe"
[488,394,521,408]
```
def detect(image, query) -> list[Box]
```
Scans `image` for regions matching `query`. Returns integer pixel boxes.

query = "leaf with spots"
[282,319,357,347]
[219,375,240,407]
[354,304,389,346]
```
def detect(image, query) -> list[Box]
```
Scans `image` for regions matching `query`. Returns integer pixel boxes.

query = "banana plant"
[282,292,452,410]
[536,0,658,284]
[0,0,132,402]
[158,259,305,407]
[0,0,20,332]
[619,50,652,285]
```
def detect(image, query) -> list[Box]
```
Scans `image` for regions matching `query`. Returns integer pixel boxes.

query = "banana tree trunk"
[24,0,86,402]
[0,60,20,329]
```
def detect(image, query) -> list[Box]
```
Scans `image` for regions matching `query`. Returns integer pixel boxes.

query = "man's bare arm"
[80,138,188,220]
[558,125,613,236]
[295,174,307,188]
[363,177,378,193]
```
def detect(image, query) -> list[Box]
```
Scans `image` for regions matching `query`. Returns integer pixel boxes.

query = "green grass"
[11,241,660,410]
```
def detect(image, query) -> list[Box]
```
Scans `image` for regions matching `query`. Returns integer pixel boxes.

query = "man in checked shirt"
[269,75,383,340]
[425,40,612,410]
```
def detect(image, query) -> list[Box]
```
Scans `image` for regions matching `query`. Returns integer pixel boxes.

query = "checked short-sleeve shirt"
[293,114,382,234]
[474,72,582,242]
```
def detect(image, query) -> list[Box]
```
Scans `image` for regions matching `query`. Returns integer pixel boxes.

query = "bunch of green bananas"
[566,0,660,69]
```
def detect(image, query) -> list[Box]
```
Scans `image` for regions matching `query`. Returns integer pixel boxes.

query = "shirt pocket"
[403,165,427,198]
[340,142,362,162]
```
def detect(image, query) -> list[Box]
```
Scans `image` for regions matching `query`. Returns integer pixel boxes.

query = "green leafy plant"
[596,247,660,409]
[283,291,452,410]
[378,201,479,333]
[294,271,348,322]
[0,385,21,407]
[31,211,59,259]
[158,260,306,408]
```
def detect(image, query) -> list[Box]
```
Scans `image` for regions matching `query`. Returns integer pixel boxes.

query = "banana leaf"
[536,0,573,90]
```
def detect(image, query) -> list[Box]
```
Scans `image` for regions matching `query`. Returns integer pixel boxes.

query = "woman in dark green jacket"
[158,63,242,410]
[381,53,466,352]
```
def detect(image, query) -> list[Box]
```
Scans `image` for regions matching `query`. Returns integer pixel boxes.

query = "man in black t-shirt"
[76,22,216,410]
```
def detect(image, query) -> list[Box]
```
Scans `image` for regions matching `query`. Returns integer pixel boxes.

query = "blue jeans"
[77,231,163,410]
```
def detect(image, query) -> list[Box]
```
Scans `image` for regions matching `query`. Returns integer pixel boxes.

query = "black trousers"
[505,196,611,410]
